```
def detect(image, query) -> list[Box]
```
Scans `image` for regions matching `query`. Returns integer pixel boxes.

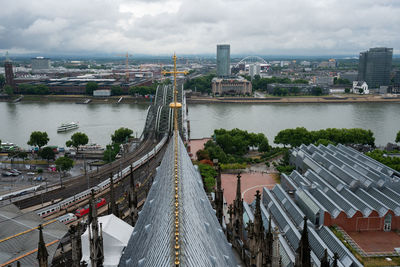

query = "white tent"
[81,214,134,267]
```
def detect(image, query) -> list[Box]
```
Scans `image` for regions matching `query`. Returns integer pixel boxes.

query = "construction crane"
[115,52,132,81]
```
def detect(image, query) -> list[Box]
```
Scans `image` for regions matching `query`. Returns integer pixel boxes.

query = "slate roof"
[118,134,238,267]
[0,204,67,266]
[262,186,362,267]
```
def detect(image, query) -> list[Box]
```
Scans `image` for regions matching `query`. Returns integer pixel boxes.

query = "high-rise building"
[4,52,15,88]
[394,70,400,85]
[358,47,393,88]
[216,44,230,77]
[249,64,261,78]
[31,57,51,71]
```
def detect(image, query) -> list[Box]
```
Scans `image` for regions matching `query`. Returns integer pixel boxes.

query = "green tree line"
[274,127,375,147]
[18,84,50,95]
[250,75,309,91]
[184,74,216,94]
[365,150,400,172]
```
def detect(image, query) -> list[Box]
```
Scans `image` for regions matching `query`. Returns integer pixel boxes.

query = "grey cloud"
[0,0,399,55]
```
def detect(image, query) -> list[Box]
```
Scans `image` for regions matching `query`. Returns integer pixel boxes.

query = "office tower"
[31,57,51,71]
[358,47,393,88]
[216,44,230,77]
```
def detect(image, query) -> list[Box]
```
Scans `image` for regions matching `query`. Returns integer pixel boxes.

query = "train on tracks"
[0,185,42,201]
[75,198,106,218]
[36,136,168,219]
[57,213,78,224]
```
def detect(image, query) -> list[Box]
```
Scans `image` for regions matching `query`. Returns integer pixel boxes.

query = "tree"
[55,156,74,182]
[258,139,270,152]
[198,163,217,192]
[103,143,120,163]
[34,84,49,95]
[39,147,55,162]
[66,132,89,152]
[27,131,49,149]
[334,77,351,85]
[19,84,36,94]
[111,85,123,96]
[311,87,323,96]
[0,74,5,88]
[274,127,375,147]
[344,88,350,93]
[183,74,216,94]
[4,85,13,95]
[396,131,400,143]
[196,149,210,161]
[86,82,98,95]
[129,85,156,96]
[111,127,133,144]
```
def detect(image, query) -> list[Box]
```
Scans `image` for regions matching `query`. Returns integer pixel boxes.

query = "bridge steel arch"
[234,56,268,68]
[143,84,184,138]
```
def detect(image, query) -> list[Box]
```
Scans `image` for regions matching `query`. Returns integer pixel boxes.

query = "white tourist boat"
[57,122,79,133]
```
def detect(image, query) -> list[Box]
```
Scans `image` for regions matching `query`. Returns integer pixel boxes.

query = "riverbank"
[187,95,400,104]
[2,94,400,104]
[1,94,152,104]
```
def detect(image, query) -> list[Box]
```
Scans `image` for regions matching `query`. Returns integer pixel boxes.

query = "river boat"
[57,122,79,133]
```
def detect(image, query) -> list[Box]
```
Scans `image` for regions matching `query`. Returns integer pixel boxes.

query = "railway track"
[24,136,167,224]
[15,136,158,209]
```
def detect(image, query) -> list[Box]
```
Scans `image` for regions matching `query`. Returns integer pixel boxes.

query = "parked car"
[2,172,13,177]
[9,170,20,176]
[34,176,43,181]
[12,169,22,174]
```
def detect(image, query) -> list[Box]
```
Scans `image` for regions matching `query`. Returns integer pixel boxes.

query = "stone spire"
[235,172,242,203]
[128,165,138,226]
[69,224,82,267]
[320,249,330,267]
[215,163,224,225]
[130,165,135,192]
[233,172,244,243]
[89,193,104,267]
[227,204,234,242]
[332,253,339,267]
[37,224,48,267]
[272,226,281,267]
[248,190,265,267]
[253,190,263,236]
[109,173,118,217]
[295,217,311,267]
[264,216,274,266]
[88,190,94,225]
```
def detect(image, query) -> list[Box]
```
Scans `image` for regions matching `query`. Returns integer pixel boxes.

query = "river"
[1,102,399,148]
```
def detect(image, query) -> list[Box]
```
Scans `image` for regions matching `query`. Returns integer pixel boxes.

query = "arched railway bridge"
[143,83,185,139]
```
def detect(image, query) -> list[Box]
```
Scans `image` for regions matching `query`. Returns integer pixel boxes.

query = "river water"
[1,102,399,148]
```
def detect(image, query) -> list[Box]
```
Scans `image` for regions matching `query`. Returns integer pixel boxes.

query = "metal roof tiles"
[0,204,67,266]
[318,226,362,267]
[119,135,237,267]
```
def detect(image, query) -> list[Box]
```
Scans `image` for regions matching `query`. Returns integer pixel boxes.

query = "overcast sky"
[0,0,399,56]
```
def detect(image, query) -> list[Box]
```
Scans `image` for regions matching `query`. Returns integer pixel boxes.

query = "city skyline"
[0,0,400,56]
